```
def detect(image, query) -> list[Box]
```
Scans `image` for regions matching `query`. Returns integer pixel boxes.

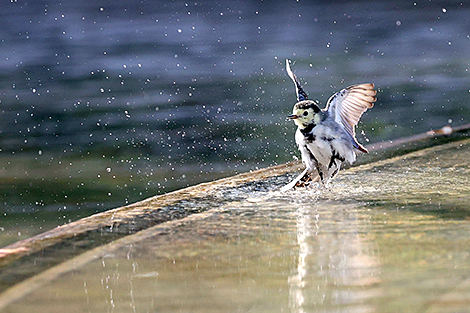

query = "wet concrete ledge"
[0,124,468,291]
[0,161,302,292]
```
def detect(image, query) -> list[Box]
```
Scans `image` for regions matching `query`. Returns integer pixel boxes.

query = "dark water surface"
[1,0,470,245]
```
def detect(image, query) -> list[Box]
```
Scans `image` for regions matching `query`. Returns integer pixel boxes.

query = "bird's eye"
[303,111,308,116]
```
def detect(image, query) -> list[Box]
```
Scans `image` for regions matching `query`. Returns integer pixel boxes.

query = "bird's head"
[287,100,322,128]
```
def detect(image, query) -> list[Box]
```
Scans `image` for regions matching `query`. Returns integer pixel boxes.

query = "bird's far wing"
[286,59,308,102]
[325,83,377,153]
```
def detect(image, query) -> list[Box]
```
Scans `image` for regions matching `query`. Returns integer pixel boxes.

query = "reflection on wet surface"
[2,139,470,312]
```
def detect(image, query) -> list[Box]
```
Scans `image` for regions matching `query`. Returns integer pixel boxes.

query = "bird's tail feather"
[286,59,309,102]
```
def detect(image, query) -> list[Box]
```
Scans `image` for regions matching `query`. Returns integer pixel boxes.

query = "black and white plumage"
[283,59,376,189]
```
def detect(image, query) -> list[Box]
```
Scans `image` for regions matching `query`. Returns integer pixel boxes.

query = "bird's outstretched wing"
[325,83,377,153]
[286,59,308,102]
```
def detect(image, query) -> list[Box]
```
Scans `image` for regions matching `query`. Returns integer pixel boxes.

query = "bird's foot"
[294,173,312,187]
[295,173,320,188]
[280,170,321,192]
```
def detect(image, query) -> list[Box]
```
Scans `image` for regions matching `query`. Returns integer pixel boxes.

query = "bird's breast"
[297,123,356,165]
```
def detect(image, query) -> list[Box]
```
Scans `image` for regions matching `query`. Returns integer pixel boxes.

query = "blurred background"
[1,0,469,246]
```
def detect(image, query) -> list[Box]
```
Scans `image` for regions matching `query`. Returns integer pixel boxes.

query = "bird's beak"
[287,114,299,120]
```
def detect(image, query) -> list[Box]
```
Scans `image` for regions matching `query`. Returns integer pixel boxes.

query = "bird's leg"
[279,168,308,191]
[295,172,311,187]
[295,171,320,187]
[280,168,321,192]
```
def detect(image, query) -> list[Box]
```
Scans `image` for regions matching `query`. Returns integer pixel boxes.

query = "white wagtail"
[282,59,376,190]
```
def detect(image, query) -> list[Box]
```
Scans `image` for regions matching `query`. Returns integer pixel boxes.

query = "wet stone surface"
[1,139,470,313]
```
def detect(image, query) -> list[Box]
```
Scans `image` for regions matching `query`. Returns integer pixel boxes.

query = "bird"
[282,59,376,190]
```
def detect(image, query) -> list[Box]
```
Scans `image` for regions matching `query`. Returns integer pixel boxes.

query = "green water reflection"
[2,140,470,312]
